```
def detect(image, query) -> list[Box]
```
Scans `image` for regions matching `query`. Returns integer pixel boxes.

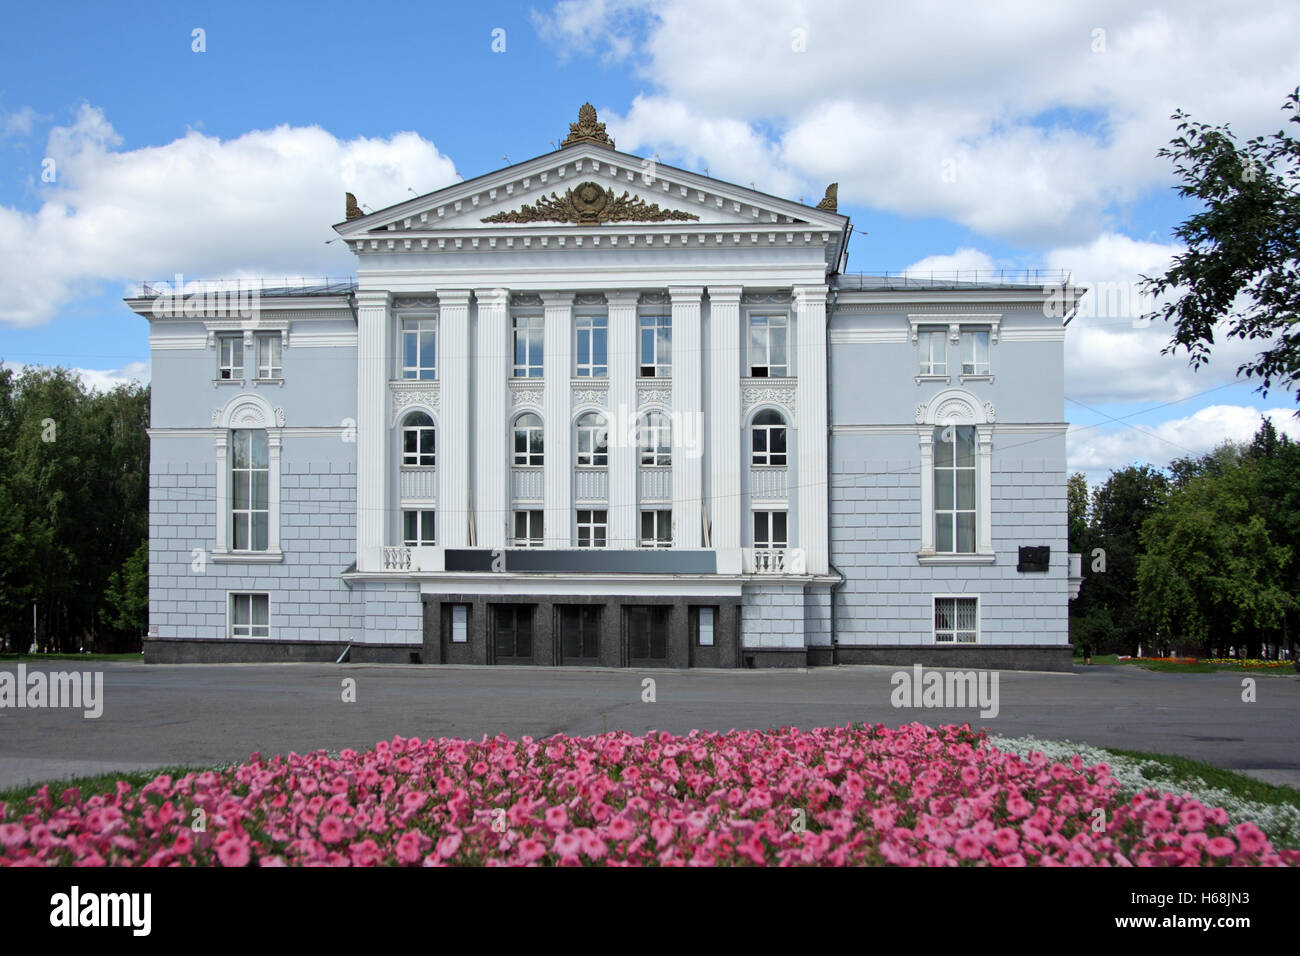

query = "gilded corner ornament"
[345,192,364,220]
[561,102,616,149]
[816,183,838,212]
[480,180,699,225]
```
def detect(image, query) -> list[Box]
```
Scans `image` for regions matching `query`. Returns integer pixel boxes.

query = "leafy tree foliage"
[0,366,149,652]
[1142,88,1300,405]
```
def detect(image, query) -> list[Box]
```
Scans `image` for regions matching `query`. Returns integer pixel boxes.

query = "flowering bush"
[1201,659,1292,668]
[1,723,1295,867]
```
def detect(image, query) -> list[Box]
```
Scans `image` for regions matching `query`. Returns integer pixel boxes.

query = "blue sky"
[1,0,1297,485]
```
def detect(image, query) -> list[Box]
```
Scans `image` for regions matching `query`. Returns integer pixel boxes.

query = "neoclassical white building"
[134,104,1083,669]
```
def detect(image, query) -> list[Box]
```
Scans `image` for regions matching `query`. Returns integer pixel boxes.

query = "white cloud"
[0,105,461,327]
[1068,404,1300,480]
[903,248,997,276]
[1,359,150,393]
[536,0,1300,243]
[1,106,38,138]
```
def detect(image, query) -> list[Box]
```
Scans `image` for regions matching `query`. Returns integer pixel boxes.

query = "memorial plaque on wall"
[1017,546,1050,572]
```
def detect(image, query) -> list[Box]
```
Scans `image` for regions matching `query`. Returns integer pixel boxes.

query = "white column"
[918,428,934,554]
[670,286,704,548]
[474,288,510,550]
[438,290,472,548]
[607,292,639,549]
[214,434,229,552]
[794,284,829,575]
[356,289,391,571]
[707,285,742,553]
[542,292,574,547]
[977,425,993,554]
[268,432,282,552]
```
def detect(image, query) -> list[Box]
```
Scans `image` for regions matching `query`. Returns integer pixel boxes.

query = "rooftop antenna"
[549,140,558,151]
[407,187,418,196]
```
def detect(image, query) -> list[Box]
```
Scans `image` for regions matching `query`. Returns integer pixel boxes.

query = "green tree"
[1142,87,1300,405]
[1080,465,1169,654]
[101,539,148,637]
[1137,441,1293,657]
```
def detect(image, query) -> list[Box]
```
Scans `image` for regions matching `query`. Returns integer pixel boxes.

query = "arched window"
[401,411,435,467]
[513,412,544,466]
[751,409,787,466]
[638,411,672,466]
[575,412,609,467]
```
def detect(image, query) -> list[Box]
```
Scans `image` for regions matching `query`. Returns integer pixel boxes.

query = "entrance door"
[625,605,669,666]
[558,605,601,664]
[492,605,534,664]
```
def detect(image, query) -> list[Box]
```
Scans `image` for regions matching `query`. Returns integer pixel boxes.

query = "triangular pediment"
[334,142,846,237]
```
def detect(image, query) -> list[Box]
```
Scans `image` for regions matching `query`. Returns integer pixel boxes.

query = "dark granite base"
[144,638,422,664]
[832,644,1073,672]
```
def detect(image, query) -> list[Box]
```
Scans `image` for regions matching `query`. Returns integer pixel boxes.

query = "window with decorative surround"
[639,314,671,377]
[916,388,994,564]
[748,314,789,377]
[212,393,282,562]
[400,318,437,380]
[574,314,608,377]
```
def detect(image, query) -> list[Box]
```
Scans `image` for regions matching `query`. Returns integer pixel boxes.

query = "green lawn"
[1097,745,1300,814]
[0,652,143,663]
[0,765,202,807]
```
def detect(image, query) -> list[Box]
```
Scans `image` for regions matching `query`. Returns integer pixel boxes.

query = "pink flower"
[553,832,582,859]
[436,833,462,860]
[215,837,251,867]
[319,815,345,844]
[544,806,568,830]
[395,831,423,864]
[517,839,546,863]
[1206,837,1237,858]
[0,824,28,849]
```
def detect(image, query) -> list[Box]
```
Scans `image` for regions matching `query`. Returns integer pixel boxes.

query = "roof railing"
[133,276,358,298]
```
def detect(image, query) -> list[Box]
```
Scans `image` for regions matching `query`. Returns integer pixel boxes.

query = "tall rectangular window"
[918,328,947,375]
[231,429,269,551]
[513,510,544,547]
[961,328,990,375]
[255,334,282,380]
[934,597,978,643]
[513,316,544,377]
[218,334,244,380]
[934,425,976,553]
[229,593,269,638]
[450,604,468,643]
[401,318,437,380]
[574,315,608,377]
[696,606,715,647]
[748,314,789,377]
[639,314,671,377]
[753,510,787,549]
[577,509,607,548]
[640,509,672,548]
[403,509,436,546]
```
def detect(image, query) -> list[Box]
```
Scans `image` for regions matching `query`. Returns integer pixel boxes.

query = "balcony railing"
[399,467,437,500]
[383,547,412,571]
[746,548,788,574]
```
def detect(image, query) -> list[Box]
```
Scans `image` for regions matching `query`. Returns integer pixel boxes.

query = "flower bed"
[1,724,1295,867]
